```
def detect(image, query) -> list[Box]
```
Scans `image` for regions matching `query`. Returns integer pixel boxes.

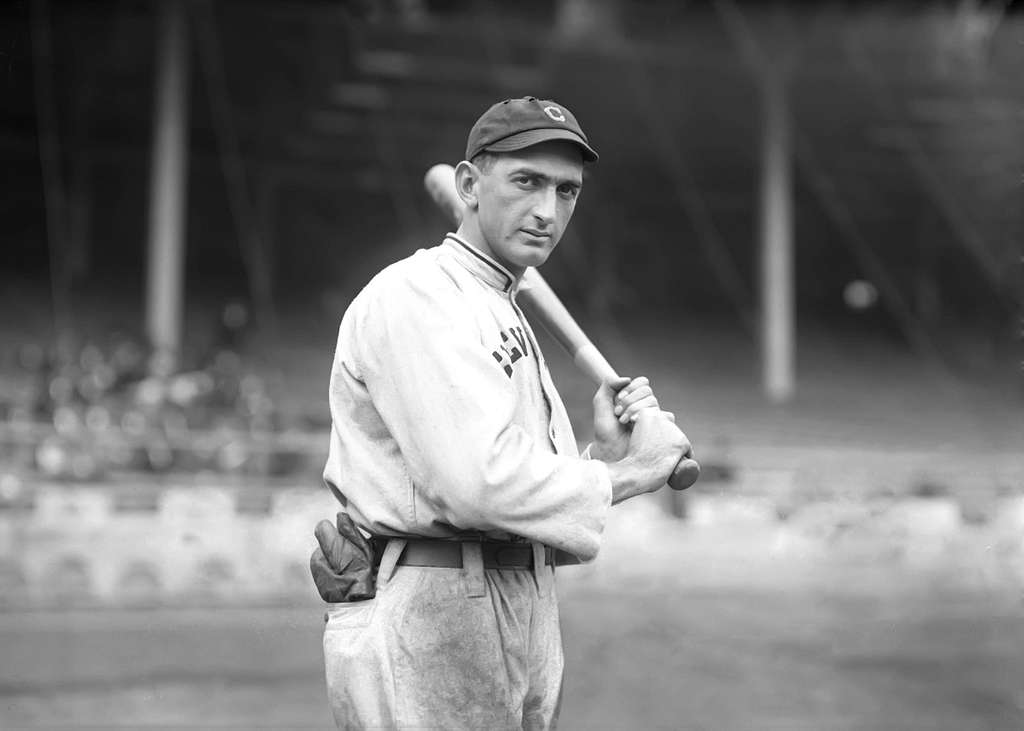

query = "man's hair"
[470,152,498,173]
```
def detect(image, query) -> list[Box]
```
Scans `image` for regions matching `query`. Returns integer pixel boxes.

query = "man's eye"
[558,186,579,199]
[514,176,534,186]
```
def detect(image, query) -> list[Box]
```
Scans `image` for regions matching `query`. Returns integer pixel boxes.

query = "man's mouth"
[521,229,550,240]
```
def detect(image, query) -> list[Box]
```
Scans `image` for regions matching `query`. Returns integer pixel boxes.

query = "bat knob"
[667,457,700,491]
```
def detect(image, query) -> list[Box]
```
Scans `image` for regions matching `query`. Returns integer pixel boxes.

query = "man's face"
[473,141,584,275]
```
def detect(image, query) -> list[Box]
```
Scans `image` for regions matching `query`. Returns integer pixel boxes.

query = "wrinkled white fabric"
[322,235,613,561]
[323,547,564,730]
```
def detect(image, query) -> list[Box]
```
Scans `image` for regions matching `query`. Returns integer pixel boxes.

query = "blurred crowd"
[0,305,319,490]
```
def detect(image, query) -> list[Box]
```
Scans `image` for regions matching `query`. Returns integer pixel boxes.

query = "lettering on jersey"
[491,326,531,378]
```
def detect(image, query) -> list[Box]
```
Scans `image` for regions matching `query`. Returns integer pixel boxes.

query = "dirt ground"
[1,585,1022,730]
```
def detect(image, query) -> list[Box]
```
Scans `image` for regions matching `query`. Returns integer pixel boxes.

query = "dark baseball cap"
[465,97,599,164]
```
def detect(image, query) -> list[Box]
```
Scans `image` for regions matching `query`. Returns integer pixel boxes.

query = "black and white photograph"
[1,0,1022,728]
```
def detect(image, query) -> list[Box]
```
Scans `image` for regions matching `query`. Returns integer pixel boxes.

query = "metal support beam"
[145,0,190,374]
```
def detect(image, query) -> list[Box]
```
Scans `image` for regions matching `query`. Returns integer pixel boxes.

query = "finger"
[632,408,679,426]
[617,386,656,419]
[616,384,654,410]
[634,410,676,423]
[615,376,649,400]
[621,394,660,423]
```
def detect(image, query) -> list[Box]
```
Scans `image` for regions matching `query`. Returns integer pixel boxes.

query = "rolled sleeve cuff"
[571,459,613,563]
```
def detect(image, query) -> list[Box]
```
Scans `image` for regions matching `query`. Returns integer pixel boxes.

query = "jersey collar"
[443,234,519,293]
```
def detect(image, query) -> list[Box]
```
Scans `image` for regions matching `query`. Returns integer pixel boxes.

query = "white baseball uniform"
[321,234,613,728]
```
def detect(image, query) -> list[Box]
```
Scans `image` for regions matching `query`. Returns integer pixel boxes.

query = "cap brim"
[484,128,599,163]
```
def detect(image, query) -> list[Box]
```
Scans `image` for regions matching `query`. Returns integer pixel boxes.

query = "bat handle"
[668,455,700,491]
[568,344,699,491]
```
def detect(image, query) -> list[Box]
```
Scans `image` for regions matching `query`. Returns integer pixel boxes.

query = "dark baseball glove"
[310,512,376,602]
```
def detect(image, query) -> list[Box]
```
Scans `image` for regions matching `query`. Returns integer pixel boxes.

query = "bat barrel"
[424,164,464,226]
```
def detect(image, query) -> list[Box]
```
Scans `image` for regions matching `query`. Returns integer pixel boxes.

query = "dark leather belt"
[372,537,580,570]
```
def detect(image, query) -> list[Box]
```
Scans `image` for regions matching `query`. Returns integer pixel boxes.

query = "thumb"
[593,377,628,420]
[606,376,630,393]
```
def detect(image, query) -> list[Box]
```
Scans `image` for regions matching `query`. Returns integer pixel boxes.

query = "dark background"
[2,0,1021,376]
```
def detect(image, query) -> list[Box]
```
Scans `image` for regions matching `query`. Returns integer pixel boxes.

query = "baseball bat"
[424,164,699,491]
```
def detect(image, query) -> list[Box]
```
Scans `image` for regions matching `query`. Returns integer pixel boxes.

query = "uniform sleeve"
[348,271,612,561]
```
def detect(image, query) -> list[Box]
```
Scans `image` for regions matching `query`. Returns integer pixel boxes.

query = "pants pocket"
[324,598,376,631]
[323,598,392,728]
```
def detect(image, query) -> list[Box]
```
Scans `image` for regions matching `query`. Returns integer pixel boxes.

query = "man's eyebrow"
[507,166,583,187]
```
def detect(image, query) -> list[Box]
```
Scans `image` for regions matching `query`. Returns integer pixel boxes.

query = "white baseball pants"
[322,540,564,730]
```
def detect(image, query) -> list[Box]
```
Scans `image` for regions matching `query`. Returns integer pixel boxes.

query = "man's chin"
[512,249,552,270]
[509,241,555,268]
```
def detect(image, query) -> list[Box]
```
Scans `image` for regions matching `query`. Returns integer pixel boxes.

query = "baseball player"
[319,96,691,729]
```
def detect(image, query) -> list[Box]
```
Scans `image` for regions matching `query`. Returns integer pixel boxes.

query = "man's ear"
[454,160,480,211]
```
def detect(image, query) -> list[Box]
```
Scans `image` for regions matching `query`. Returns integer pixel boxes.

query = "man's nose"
[532,186,557,225]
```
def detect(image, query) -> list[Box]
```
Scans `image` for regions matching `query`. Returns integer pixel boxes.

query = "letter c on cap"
[543,106,566,122]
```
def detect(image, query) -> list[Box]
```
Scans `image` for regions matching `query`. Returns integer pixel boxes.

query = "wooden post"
[714,0,803,400]
[759,73,795,402]
[146,0,190,373]
[31,0,70,338]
